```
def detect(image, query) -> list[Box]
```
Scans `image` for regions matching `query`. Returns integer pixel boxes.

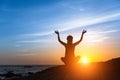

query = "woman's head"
[67,35,73,43]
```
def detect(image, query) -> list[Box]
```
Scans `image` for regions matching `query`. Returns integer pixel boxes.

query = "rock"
[27,57,120,80]
[9,57,120,80]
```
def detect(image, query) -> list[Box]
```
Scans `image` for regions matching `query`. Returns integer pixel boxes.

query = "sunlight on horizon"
[79,56,89,64]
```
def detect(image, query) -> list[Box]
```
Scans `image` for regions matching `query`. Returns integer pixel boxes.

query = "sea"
[0,65,55,77]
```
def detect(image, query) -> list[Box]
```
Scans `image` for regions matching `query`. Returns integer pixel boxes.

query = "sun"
[80,56,89,64]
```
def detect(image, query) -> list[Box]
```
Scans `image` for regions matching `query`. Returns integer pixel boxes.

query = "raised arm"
[55,30,66,46]
[74,30,87,45]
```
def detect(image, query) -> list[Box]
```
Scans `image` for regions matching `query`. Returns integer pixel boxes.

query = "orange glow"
[79,56,89,64]
[82,56,89,64]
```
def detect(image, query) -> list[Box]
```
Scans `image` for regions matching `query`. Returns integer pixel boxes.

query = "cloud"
[86,29,119,43]
[17,39,52,43]
[20,12,120,37]
[97,30,119,34]
[88,30,119,35]
[59,13,120,31]
[19,29,117,44]
[17,12,120,44]
[88,37,110,43]
[15,44,21,47]
[22,31,53,37]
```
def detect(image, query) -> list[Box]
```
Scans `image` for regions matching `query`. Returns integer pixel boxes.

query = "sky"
[0,0,120,65]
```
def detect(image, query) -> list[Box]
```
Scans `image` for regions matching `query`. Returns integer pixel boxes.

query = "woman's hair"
[67,35,73,41]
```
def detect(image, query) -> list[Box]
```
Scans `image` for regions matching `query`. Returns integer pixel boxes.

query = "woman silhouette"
[55,30,87,65]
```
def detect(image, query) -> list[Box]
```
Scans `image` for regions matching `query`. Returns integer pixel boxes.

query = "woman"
[55,30,87,65]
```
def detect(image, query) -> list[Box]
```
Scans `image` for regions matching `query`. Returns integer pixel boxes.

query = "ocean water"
[0,65,54,76]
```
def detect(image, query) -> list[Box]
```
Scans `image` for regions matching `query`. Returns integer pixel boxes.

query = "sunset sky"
[0,0,120,65]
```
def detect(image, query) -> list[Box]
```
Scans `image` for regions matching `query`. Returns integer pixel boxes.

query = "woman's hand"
[55,30,59,35]
[82,30,87,34]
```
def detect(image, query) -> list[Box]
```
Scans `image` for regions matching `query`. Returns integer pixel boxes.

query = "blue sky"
[0,0,120,64]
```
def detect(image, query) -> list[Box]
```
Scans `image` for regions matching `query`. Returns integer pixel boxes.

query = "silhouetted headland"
[8,57,120,80]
